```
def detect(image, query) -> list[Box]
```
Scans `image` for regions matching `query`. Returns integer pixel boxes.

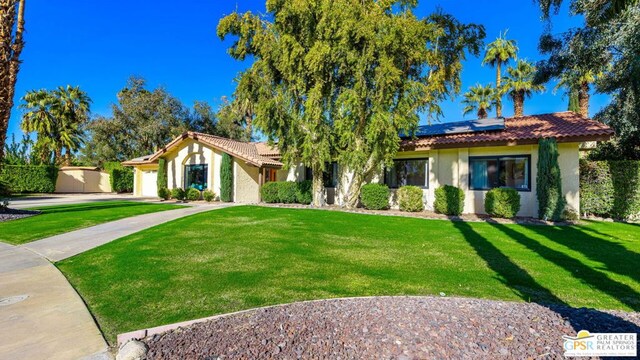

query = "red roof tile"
[401,112,614,150]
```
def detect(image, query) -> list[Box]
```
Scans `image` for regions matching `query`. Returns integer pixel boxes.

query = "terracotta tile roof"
[121,154,155,166]
[137,132,284,168]
[401,112,614,150]
[254,142,281,157]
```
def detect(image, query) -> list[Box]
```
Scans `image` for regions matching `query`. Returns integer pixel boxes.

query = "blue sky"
[7,0,609,140]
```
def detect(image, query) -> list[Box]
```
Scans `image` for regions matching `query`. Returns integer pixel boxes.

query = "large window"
[184,164,208,191]
[469,155,530,191]
[384,158,429,188]
[305,162,339,187]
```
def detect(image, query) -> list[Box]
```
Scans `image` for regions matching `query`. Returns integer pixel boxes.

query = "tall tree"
[218,1,484,207]
[554,70,598,118]
[567,88,579,113]
[535,0,640,158]
[462,84,495,119]
[82,77,191,165]
[20,86,91,165]
[0,0,25,163]
[503,59,545,117]
[482,31,518,118]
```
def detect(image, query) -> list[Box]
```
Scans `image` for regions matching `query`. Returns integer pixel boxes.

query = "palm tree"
[555,71,598,118]
[503,59,545,117]
[482,31,518,117]
[20,86,91,165]
[462,84,496,119]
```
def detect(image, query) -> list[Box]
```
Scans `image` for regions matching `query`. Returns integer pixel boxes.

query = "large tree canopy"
[535,0,640,159]
[218,0,484,207]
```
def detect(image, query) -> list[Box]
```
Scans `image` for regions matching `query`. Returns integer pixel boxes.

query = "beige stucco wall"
[55,168,112,193]
[133,164,159,196]
[234,159,260,203]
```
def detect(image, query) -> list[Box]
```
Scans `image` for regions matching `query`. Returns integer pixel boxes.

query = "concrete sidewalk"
[23,203,233,262]
[0,242,110,360]
[1,203,235,359]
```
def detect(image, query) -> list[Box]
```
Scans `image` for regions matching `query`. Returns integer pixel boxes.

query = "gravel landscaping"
[144,296,640,359]
[0,208,40,222]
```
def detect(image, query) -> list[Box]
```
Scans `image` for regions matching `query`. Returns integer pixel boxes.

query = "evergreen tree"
[156,158,167,192]
[537,138,565,221]
[220,153,233,202]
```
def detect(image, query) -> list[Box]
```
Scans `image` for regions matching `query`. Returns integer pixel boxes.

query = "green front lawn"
[0,201,184,245]
[57,206,640,343]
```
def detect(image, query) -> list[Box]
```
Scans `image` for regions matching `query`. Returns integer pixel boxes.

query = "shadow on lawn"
[452,221,640,336]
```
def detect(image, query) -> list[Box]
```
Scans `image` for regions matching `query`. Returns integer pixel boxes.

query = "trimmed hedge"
[580,160,640,220]
[0,165,58,193]
[434,185,464,216]
[397,186,424,212]
[295,180,313,204]
[157,158,167,191]
[360,184,390,210]
[537,138,565,221]
[485,188,521,218]
[186,188,201,201]
[260,181,313,204]
[261,182,280,203]
[203,190,216,202]
[111,168,134,193]
[171,188,185,201]
[220,153,233,202]
[158,187,170,200]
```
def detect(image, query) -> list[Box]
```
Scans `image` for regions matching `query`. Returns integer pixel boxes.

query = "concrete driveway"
[8,193,156,209]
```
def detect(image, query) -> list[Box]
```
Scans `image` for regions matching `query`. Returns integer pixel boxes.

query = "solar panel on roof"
[401,117,505,138]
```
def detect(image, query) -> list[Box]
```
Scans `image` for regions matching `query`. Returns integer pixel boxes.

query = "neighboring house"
[123,112,613,217]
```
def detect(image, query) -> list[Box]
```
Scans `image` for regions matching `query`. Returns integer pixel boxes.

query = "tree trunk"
[244,114,252,140]
[578,82,589,118]
[495,63,502,118]
[344,171,365,209]
[311,164,325,207]
[0,0,25,163]
[54,148,62,166]
[477,108,487,119]
[514,90,524,117]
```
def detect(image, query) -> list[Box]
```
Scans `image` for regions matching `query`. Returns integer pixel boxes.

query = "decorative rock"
[116,340,147,360]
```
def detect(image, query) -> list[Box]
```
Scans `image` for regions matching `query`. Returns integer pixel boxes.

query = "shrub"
[157,158,167,190]
[562,208,580,221]
[157,187,170,200]
[186,188,201,201]
[261,182,280,203]
[537,138,565,221]
[397,186,424,212]
[171,188,185,201]
[360,183,390,210]
[434,185,464,216]
[277,181,298,203]
[0,165,58,193]
[220,153,233,202]
[609,161,640,220]
[485,188,521,218]
[111,168,134,193]
[295,180,313,204]
[0,179,10,197]
[579,159,614,217]
[203,190,216,202]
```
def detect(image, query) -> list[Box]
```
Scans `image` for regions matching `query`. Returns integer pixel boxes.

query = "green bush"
[186,188,201,201]
[277,181,298,203]
[580,159,614,217]
[397,186,424,212]
[220,153,233,202]
[203,189,216,202]
[111,168,134,193]
[261,182,280,203]
[0,179,11,196]
[360,183,390,210]
[295,180,313,204]
[609,161,640,220]
[171,188,185,201]
[537,138,565,221]
[157,158,167,190]
[434,185,464,216]
[157,187,170,200]
[485,188,521,218]
[0,165,58,193]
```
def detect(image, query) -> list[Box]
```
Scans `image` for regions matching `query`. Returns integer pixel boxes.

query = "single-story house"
[123,111,614,217]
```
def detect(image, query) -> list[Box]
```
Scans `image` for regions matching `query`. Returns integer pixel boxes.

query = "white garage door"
[141,170,158,197]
